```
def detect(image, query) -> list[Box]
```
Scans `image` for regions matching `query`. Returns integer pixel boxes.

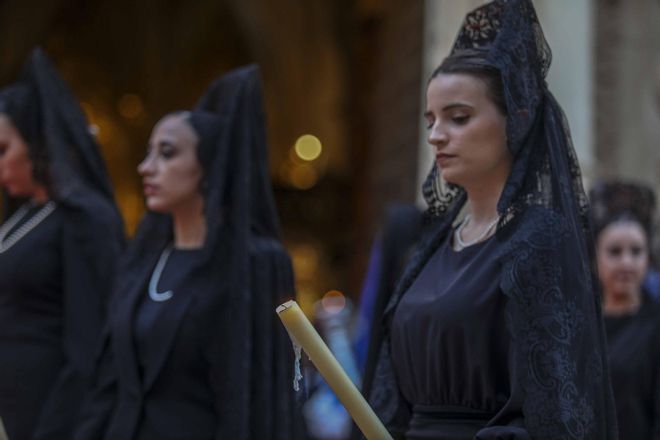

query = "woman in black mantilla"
[75,65,301,440]
[591,181,660,439]
[366,1,617,439]
[0,48,124,440]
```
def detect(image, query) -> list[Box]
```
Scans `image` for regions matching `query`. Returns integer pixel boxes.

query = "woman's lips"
[143,183,157,196]
[436,153,456,167]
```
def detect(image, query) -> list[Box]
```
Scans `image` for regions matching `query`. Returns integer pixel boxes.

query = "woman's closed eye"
[424,112,435,130]
[155,141,178,159]
[451,114,470,125]
[160,146,176,159]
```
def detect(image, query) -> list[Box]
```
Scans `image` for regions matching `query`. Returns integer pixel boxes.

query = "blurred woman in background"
[591,180,660,439]
[75,65,301,440]
[0,48,124,440]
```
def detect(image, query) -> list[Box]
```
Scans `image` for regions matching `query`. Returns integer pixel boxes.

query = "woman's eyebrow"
[442,102,473,112]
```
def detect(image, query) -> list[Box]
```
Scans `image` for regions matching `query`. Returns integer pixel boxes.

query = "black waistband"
[412,404,496,421]
[406,405,496,440]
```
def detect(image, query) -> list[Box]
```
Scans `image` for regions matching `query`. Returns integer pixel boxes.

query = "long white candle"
[276,300,393,440]
[0,417,8,440]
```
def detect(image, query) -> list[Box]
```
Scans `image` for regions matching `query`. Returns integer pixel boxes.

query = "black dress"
[98,248,223,440]
[76,239,297,440]
[0,206,63,440]
[0,200,122,440]
[370,205,617,439]
[605,299,660,439]
[391,230,525,439]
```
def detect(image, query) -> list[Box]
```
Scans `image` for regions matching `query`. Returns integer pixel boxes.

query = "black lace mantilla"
[371,0,618,438]
[497,208,607,439]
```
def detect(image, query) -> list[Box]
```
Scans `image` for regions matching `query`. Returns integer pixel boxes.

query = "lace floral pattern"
[454,1,503,50]
[498,208,599,439]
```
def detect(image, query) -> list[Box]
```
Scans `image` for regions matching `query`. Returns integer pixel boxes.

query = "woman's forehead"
[427,73,489,106]
[0,114,18,136]
[152,114,197,144]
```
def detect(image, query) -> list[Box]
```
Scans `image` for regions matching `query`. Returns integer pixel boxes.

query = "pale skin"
[597,220,649,316]
[0,114,49,204]
[138,114,207,249]
[424,73,511,249]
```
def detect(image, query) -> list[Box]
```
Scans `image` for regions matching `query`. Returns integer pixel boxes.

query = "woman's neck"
[30,185,50,205]
[463,176,506,227]
[172,199,207,249]
[603,290,642,316]
[452,174,508,250]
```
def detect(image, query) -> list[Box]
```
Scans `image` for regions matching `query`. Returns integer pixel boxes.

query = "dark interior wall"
[0,0,424,304]
[349,0,424,290]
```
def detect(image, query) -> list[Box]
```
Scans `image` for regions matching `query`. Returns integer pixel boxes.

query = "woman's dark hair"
[594,211,649,244]
[161,110,222,197]
[430,51,507,116]
[590,181,656,249]
[0,85,51,188]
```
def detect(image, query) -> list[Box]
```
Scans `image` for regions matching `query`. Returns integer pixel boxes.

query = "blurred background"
[0,0,658,320]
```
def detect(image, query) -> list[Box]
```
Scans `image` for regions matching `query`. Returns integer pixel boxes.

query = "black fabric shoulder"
[495,205,570,256]
[497,206,613,439]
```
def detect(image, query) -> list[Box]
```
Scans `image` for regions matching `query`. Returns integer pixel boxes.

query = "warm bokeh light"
[289,163,318,189]
[291,243,320,279]
[93,115,112,144]
[321,290,346,314]
[294,134,322,161]
[117,93,144,119]
[290,243,322,317]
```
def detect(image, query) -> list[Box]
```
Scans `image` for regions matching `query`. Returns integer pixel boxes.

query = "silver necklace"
[454,214,499,249]
[149,244,174,302]
[0,201,57,254]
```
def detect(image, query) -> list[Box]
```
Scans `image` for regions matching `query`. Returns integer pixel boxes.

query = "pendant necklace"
[149,244,174,302]
[454,214,499,249]
[0,201,57,254]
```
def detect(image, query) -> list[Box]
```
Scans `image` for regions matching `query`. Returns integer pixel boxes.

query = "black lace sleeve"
[494,207,616,439]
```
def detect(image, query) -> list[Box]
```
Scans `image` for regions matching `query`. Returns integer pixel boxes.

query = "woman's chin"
[145,199,169,214]
[610,287,641,302]
[4,186,30,198]
[439,171,463,187]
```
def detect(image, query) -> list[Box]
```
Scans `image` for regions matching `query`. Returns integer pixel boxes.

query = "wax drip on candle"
[293,340,303,392]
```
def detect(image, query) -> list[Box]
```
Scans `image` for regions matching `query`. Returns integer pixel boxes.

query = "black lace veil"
[0,46,124,346]
[422,0,589,237]
[590,180,657,239]
[0,48,118,215]
[368,1,618,438]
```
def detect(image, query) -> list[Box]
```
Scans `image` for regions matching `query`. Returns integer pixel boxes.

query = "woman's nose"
[138,155,155,176]
[619,251,637,268]
[428,123,448,147]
